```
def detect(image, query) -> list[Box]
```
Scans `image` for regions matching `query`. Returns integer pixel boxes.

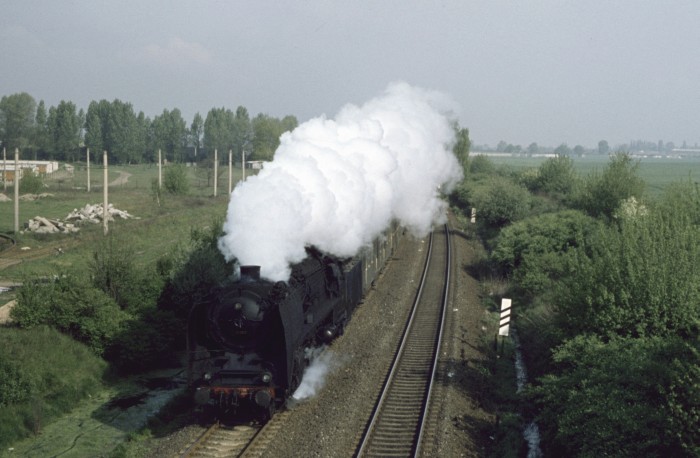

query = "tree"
[203,107,235,156]
[251,113,280,161]
[598,139,610,155]
[527,142,539,155]
[553,143,571,157]
[47,100,81,161]
[0,92,36,150]
[84,100,105,154]
[575,152,645,219]
[189,112,204,149]
[452,123,470,173]
[33,100,50,158]
[106,100,140,164]
[535,155,575,195]
[151,108,187,162]
[573,145,585,157]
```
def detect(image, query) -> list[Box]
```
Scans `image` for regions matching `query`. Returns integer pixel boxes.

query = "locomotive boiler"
[186,224,400,420]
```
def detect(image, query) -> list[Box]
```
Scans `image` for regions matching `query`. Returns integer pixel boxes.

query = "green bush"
[490,210,600,297]
[529,335,697,457]
[90,235,164,311]
[18,170,45,194]
[163,164,190,195]
[573,152,645,219]
[471,176,530,229]
[12,274,131,356]
[557,210,700,339]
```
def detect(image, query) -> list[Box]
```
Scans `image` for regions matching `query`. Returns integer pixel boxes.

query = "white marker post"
[497,298,512,354]
[471,207,476,223]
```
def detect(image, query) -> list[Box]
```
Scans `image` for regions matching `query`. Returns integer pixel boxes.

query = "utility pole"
[13,149,19,233]
[103,151,108,235]
[228,149,232,195]
[158,149,162,189]
[241,150,246,181]
[87,147,91,192]
[214,148,218,197]
[2,147,6,192]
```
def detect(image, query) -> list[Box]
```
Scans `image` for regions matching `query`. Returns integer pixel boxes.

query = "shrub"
[470,176,530,229]
[163,164,190,195]
[557,210,700,339]
[18,169,45,194]
[12,274,131,356]
[529,335,697,457]
[490,210,599,297]
[573,152,645,219]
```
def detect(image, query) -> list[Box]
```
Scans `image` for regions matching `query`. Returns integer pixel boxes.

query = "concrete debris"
[23,203,137,234]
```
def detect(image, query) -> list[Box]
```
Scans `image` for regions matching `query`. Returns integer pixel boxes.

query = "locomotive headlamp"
[261,371,272,383]
[234,302,243,311]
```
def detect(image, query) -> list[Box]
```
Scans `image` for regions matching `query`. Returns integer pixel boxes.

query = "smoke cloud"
[218,81,463,281]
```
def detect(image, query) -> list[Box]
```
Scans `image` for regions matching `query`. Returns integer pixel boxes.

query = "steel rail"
[356,224,450,457]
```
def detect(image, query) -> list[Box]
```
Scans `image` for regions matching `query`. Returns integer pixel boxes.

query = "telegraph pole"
[158,149,162,189]
[87,147,91,192]
[13,149,19,233]
[214,149,218,197]
[103,151,108,235]
[228,149,232,195]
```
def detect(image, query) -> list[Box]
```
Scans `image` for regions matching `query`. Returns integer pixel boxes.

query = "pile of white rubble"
[24,203,137,234]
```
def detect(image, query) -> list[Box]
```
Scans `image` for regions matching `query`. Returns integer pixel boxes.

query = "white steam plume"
[291,347,338,401]
[218,81,463,281]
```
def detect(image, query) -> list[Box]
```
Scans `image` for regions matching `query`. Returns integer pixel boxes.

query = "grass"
[0,326,108,449]
[0,163,258,281]
[486,154,700,196]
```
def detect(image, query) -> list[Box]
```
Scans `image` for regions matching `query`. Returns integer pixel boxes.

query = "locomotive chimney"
[240,265,261,281]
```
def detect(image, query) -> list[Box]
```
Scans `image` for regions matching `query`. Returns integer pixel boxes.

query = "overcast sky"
[2,1,698,149]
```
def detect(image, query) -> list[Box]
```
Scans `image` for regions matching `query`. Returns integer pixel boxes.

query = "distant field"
[485,154,700,195]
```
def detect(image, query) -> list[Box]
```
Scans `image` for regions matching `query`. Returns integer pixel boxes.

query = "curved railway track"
[356,224,451,457]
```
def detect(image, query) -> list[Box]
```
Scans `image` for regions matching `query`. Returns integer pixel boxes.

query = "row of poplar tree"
[0,92,298,164]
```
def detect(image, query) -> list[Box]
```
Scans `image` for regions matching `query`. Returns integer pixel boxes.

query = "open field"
[0,163,252,281]
[486,154,700,195]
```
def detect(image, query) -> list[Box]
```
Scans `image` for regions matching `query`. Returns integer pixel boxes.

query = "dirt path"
[110,171,131,186]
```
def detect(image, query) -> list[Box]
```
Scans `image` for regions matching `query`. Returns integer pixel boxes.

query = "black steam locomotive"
[186,224,400,420]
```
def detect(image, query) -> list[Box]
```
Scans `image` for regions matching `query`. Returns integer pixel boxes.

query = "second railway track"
[356,224,451,457]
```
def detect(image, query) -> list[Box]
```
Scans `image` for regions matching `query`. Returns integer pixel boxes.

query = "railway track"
[356,224,451,457]
[175,226,451,458]
[177,421,262,458]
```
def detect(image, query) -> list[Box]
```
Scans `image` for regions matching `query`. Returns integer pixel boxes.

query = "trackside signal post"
[496,298,512,354]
